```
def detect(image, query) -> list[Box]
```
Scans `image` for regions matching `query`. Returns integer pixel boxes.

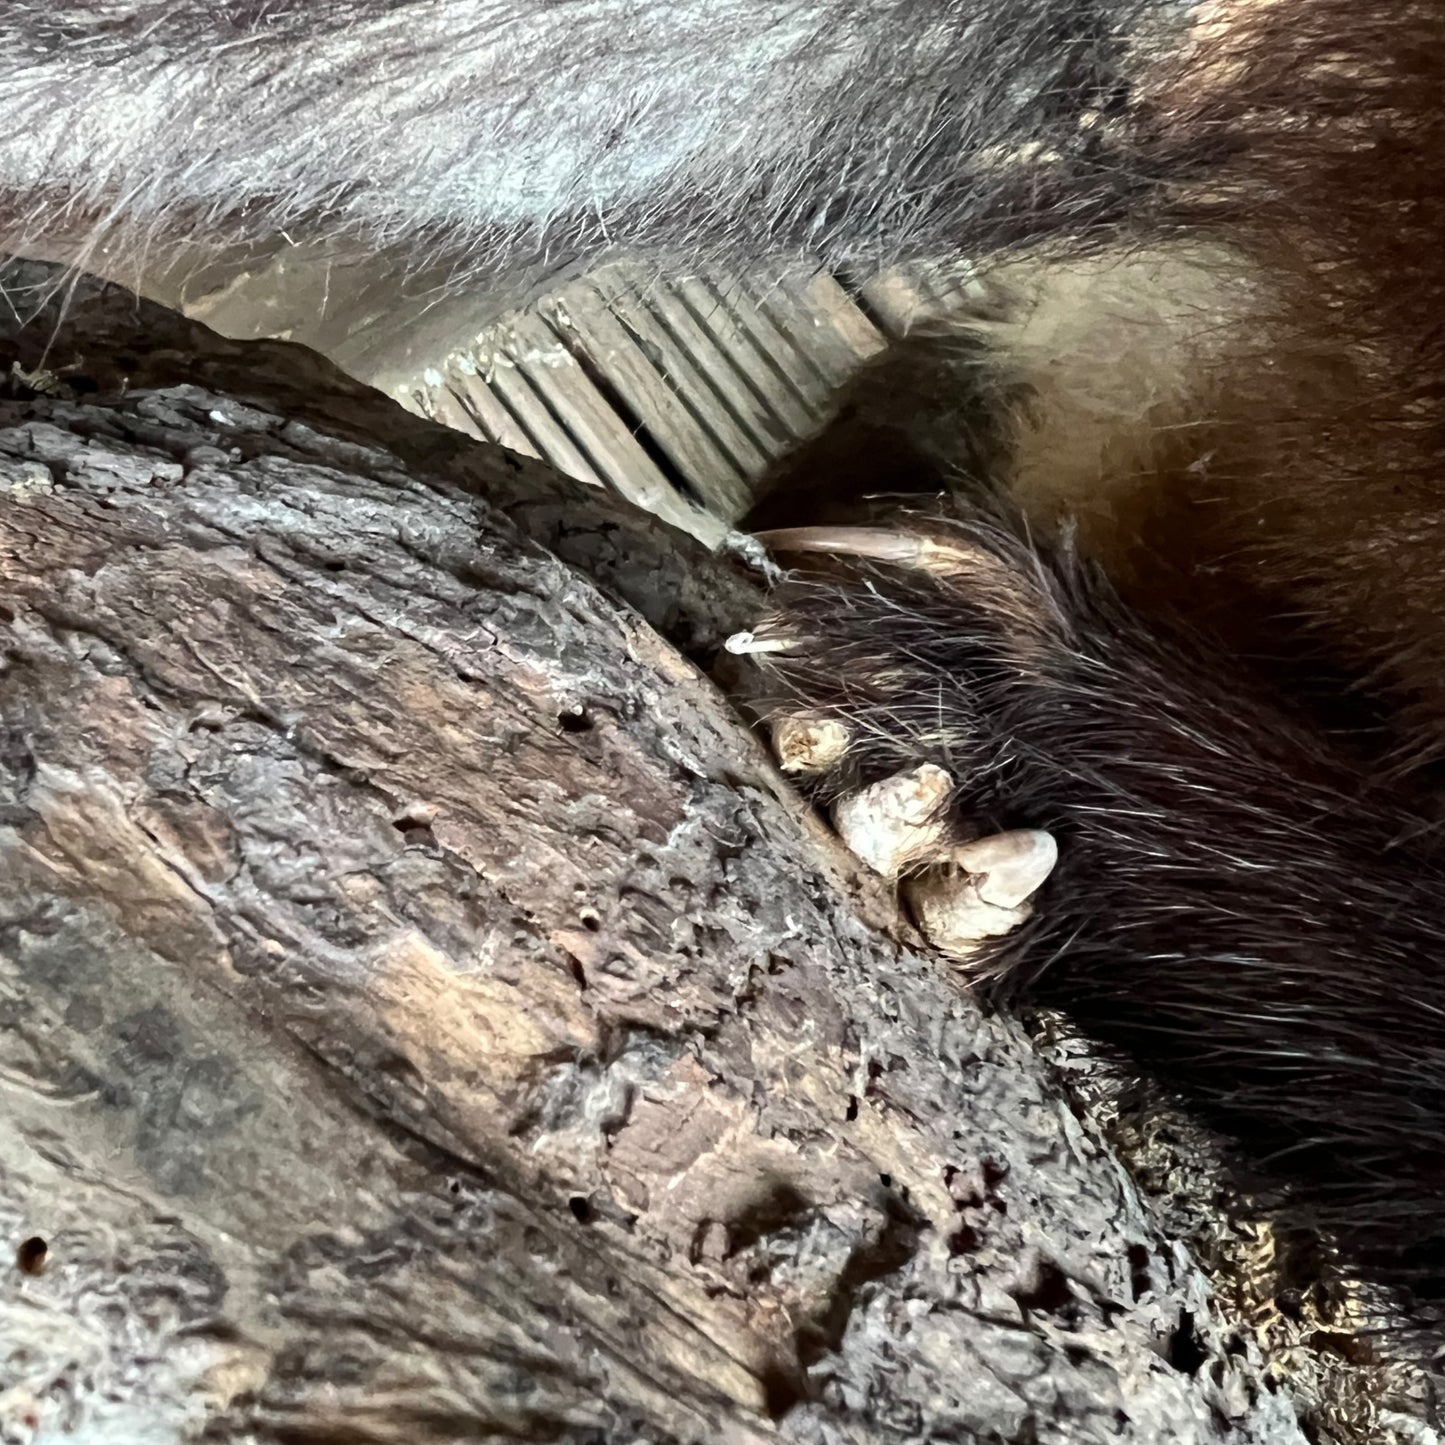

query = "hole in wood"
[16,1236,47,1276]
[392,807,439,849]
[1011,1256,1074,1317]
[1166,1310,1210,1375]
[947,1224,981,1256]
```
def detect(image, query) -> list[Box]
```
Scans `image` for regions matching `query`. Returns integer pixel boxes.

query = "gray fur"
[1,0,1172,279]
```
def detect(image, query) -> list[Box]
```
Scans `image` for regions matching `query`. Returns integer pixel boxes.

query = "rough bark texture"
[0,262,1304,1444]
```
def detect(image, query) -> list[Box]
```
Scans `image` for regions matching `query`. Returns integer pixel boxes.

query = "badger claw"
[725,625,796,656]
[756,525,984,579]
[951,829,1058,909]
[904,830,1057,961]
[905,872,1033,961]
[772,715,852,773]
[827,759,1057,958]
[832,763,954,877]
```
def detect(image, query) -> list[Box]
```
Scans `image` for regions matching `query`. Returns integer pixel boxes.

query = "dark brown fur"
[747,0,1445,1321]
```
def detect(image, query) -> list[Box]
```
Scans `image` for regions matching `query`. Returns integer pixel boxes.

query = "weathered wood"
[0,260,757,657]
[0,261,1308,1444]
[589,269,777,488]
[394,259,898,532]
[538,284,752,517]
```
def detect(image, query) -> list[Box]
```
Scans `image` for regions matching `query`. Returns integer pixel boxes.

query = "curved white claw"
[772,716,851,774]
[831,763,954,877]
[755,526,981,578]
[803,748,1059,960]
[905,828,1058,961]
[953,829,1059,909]
[725,628,795,656]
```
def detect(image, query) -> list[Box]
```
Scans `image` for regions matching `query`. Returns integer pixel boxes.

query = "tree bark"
[0,261,1303,1444]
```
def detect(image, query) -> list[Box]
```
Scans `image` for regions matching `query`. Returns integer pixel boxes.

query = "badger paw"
[825,757,1056,962]
[730,521,1067,963]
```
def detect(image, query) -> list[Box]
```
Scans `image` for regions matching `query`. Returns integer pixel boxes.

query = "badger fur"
[741,0,1445,1327]
[0,0,1168,282]
[8,0,1445,1336]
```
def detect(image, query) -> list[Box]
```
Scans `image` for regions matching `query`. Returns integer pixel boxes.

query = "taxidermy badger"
[7,0,1444,1321]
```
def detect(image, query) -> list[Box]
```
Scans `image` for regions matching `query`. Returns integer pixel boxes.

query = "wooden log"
[0,260,1303,1444]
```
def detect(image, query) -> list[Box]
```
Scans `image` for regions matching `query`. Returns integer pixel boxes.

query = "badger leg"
[737,514,1445,1303]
